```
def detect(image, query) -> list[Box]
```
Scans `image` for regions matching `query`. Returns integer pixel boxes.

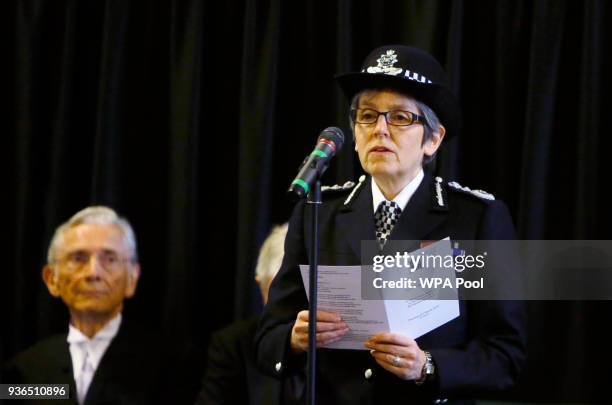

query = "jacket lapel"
[83,322,128,405]
[335,174,448,259]
[336,176,376,259]
[390,173,447,242]
[50,336,78,403]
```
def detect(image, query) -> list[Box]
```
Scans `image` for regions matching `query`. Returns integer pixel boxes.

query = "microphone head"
[318,127,345,153]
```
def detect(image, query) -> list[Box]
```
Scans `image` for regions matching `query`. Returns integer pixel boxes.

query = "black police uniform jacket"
[254,173,526,405]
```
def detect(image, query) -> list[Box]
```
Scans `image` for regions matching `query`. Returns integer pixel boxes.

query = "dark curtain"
[4,0,611,402]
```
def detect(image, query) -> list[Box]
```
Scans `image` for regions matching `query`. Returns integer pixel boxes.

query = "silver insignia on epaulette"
[448,181,495,201]
[434,176,445,207]
[321,180,356,192]
[344,175,366,205]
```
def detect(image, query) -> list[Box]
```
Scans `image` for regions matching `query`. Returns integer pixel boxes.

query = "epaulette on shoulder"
[321,175,367,205]
[447,180,495,201]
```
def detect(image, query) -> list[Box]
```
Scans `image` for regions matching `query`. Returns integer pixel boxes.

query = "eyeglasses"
[56,250,131,273]
[350,108,425,126]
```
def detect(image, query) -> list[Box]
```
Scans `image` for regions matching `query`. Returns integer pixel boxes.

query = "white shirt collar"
[67,313,122,378]
[371,169,424,213]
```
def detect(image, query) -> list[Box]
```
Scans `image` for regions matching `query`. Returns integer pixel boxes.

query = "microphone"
[288,127,345,198]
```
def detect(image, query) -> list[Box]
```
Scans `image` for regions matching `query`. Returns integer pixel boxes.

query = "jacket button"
[364,368,373,379]
[275,362,282,373]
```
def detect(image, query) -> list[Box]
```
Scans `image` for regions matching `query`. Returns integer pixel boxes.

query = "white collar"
[67,313,122,372]
[371,169,424,213]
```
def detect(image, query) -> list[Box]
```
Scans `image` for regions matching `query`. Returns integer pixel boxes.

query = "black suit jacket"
[197,316,282,405]
[2,320,202,405]
[255,174,527,405]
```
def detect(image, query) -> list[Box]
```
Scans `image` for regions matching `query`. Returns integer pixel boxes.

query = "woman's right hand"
[290,310,349,354]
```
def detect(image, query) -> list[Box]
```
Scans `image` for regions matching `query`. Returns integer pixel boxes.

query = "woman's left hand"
[364,332,426,381]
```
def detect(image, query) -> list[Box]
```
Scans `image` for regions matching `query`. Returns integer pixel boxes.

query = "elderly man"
[3,206,201,405]
[255,45,526,404]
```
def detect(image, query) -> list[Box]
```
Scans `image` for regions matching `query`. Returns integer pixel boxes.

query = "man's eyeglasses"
[56,250,131,272]
[350,108,425,127]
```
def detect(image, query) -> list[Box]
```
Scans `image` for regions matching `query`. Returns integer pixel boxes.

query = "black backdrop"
[4,0,612,403]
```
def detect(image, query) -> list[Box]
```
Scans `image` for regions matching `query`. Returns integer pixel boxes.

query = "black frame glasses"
[350,108,425,127]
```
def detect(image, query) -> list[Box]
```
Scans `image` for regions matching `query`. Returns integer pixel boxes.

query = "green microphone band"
[311,150,327,158]
[291,179,309,194]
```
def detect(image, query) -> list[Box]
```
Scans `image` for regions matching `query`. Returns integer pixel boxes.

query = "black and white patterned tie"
[374,201,402,248]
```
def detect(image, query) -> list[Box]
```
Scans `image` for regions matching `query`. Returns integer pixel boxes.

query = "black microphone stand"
[306,179,321,405]
[288,127,344,404]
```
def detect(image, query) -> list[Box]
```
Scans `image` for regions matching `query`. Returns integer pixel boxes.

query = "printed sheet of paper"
[381,238,460,340]
[299,264,388,350]
[299,239,459,350]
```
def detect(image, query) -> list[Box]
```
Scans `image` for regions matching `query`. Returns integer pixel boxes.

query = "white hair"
[47,206,138,264]
[255,223,288,283]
